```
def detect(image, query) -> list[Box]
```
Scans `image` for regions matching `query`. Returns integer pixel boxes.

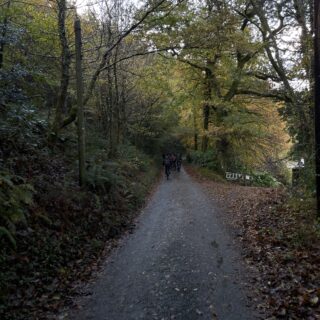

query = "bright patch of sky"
[75,0,142,15]
[280,26,309,91]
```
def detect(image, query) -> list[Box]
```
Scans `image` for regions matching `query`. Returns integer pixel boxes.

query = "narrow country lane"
[70,168,257,320]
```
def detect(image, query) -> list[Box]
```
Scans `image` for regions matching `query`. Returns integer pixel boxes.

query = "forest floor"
[186,165,320,319]
[67,167,261,320]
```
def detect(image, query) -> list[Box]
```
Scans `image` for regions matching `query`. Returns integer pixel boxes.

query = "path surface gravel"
[70,168,257,320]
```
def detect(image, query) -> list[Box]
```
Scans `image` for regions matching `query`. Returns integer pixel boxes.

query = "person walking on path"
[163,154,171,180]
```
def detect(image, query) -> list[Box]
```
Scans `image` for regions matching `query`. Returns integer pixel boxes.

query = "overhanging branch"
[236,89,291,102]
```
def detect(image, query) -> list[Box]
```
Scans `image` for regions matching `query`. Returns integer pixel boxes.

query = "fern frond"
[0,226,17,249]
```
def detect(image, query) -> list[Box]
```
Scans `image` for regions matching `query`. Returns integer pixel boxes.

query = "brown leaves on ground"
[186,166,320,319]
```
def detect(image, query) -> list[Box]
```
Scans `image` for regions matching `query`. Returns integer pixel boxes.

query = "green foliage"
[187,150,219,171]
[187,151,281,187]
[85,162,123,194]
[194,167,225,183]
[117,144,151,172]
[85,143,156,207]
[0,136,159,318]
[0,104,47,153]
[0,171,34,247]
[264,159,291,186]
[0,227,16,249]
[251,172,281,188]
[291,164,316,196]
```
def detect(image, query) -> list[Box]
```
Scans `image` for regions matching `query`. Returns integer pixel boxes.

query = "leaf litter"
[186,166,320,319]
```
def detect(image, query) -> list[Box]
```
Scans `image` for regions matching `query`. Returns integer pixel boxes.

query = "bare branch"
[245,71,283,82]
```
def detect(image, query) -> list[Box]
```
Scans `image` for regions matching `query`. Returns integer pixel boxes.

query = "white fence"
[225,172,252,181]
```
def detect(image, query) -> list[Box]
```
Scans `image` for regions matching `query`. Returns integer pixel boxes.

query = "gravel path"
[70,168,257,320]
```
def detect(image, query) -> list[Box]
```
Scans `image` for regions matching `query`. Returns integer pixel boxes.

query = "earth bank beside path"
[69,167,259,320]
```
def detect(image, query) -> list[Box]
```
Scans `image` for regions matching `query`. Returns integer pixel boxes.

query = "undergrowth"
[185,165,225,183]
[186,150,281,187]
[0,131,159,319]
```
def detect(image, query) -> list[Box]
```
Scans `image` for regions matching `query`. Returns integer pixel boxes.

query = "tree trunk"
[201,67,213,152]
[74,16,86,186]
[98,82,109,135]
[107,65,115,157]
[120,83,127,143]
[52,0,71,136]
[313,0,320,216]
[0,0,11,69]
[113,47,121,146]
[192,103,198,150]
